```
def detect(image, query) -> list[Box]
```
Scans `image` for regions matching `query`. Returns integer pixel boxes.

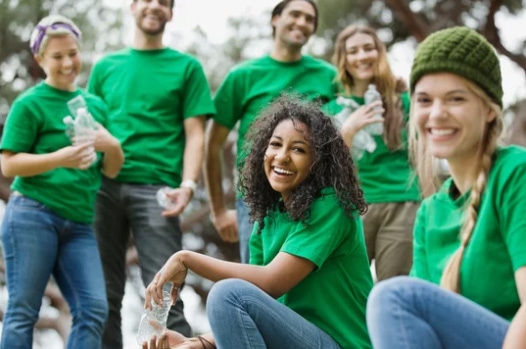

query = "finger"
[142,341,149,349]
[149,335,158,349]
[161,203,185,217]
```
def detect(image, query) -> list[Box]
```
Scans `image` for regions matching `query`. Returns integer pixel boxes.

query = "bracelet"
[180,179,198,194]
[197,335,216,349]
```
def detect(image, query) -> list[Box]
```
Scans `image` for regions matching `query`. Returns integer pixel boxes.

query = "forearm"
[204,146,227,215]
[179,251,275,295]
[1,152,60,177]
[182,136,203,183]
[101,141,124,179]
[503,304,526,348]
[341,125,356,148]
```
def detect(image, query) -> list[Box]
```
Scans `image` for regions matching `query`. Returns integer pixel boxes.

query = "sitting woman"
[366,27,526,349]
[142,95,373,349]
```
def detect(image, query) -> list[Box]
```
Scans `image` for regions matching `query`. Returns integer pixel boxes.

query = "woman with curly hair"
[330,24,421,281]
[141,95,373,349]
[367,27,526,349]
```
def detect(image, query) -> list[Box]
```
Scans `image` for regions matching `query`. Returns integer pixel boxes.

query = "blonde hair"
[30,15,81,56]
[409,79,503,293]
[332,24,405,150]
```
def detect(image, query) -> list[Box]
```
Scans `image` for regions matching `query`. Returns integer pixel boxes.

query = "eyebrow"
[271,135,309,145]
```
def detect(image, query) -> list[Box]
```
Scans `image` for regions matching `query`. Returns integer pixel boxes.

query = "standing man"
[205,0,337,263]
[88,0,215,347]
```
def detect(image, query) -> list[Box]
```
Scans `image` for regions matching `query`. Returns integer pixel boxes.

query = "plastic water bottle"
[156,187,177,210]
[335,96,377,160]
[363,84,384,135]
[136,284,173,345]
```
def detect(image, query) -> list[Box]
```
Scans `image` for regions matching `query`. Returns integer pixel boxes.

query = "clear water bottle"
[136,284,173,345]
[156,187,176,210]
[335,96,377,160]
[363,84,384,135]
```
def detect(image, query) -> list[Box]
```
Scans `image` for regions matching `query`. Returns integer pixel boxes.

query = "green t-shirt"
[214,55,337,167]
[328,91,420,203]
[249,188,373,349]
[411,146,526,320]
[88,48,215,187]
[0,83,108,223]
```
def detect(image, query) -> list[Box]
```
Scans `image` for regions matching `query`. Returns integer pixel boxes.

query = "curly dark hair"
[238,95,367,232]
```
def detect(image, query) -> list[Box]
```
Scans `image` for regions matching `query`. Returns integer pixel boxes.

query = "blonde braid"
[440,86,503,293]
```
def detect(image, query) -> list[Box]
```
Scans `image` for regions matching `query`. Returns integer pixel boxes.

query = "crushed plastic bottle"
[363,84,384,135]
[156,187,176,210]
[136,285,173,346]
[63,103,97,166]
[335,96,377,160]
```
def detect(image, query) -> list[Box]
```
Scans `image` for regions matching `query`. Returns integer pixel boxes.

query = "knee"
[207,279,253,320]
[368,276,415,316]
[73,298,109,330]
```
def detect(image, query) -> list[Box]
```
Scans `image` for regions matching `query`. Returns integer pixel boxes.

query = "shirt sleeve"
[281,194,355,268]
[182,59,216,119]
[213,70,242,130]
[0,99,38,153]
[410,203,431,280]
[500,162,526,271]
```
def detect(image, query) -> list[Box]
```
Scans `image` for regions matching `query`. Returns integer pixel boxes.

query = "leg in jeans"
[0,195,58,349]
[375,202,418,281]
[207,279,341,349]
[126,183,192,337]
[367,276,509,349]
[94,177,130,349]
[236,198,254,264]
[54,220,108,349]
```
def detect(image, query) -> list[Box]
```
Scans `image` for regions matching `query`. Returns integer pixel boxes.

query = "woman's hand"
[92,123,120,154]
[145,252,188,309]
[54,142,96,170]
[341,100,385,137]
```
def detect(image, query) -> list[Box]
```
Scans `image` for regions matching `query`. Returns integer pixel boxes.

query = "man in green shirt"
[88,0,215,347]
[204,0,337,263]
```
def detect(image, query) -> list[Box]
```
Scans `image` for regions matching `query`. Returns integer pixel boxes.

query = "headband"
[31,22,81,54]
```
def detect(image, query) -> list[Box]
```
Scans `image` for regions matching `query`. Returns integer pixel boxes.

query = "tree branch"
[383,0,430,42]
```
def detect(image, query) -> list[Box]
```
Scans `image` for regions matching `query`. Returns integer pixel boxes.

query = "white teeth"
[274,167,293,175]
[431,129,455,136]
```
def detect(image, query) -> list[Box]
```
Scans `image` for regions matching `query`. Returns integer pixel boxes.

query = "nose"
[429,100,447,120]
[274,148,290,163]
[63,55,73,68]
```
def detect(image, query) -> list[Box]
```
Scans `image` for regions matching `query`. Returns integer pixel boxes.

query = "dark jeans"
[94,177,191,349]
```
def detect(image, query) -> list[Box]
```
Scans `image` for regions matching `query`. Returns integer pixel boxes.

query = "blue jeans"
[94,177,191,349]
[236,198,254,264]
[207,279,341,349]
[0,194,108,349]
[366,276,509,349]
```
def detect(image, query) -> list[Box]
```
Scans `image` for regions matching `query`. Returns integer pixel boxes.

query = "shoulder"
[490,146,526,183]
[301,55,336,71]
[93,48,131,66]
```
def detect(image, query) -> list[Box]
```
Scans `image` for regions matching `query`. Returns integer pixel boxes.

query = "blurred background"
[1,0,526,347]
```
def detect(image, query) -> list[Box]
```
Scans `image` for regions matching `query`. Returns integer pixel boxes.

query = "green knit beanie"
[410,26,503,108]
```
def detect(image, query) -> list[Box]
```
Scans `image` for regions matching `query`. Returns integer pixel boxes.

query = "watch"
[180,179,198,193]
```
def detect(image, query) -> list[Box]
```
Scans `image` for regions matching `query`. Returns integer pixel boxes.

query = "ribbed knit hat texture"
[410,26,503,107]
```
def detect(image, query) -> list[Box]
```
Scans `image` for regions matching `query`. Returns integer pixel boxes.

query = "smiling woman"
[140,95,373,349]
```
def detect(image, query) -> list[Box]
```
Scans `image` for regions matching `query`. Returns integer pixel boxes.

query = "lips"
[273,167,294,175]
[429,128,456,136]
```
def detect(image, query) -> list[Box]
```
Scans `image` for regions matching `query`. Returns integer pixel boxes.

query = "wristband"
[180,179,198,193]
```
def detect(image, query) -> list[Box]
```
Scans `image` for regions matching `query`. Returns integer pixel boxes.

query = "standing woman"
[0,15,123,348]
[142,96,373,349]
[331,24,420,281]
[367,27,526,349]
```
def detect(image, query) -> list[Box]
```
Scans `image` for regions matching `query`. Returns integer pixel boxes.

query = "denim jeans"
[207,279,341,349]
[236,198,254,264]
[94,177,191,349]
[366,276,509,349]
[0,194,108,349]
